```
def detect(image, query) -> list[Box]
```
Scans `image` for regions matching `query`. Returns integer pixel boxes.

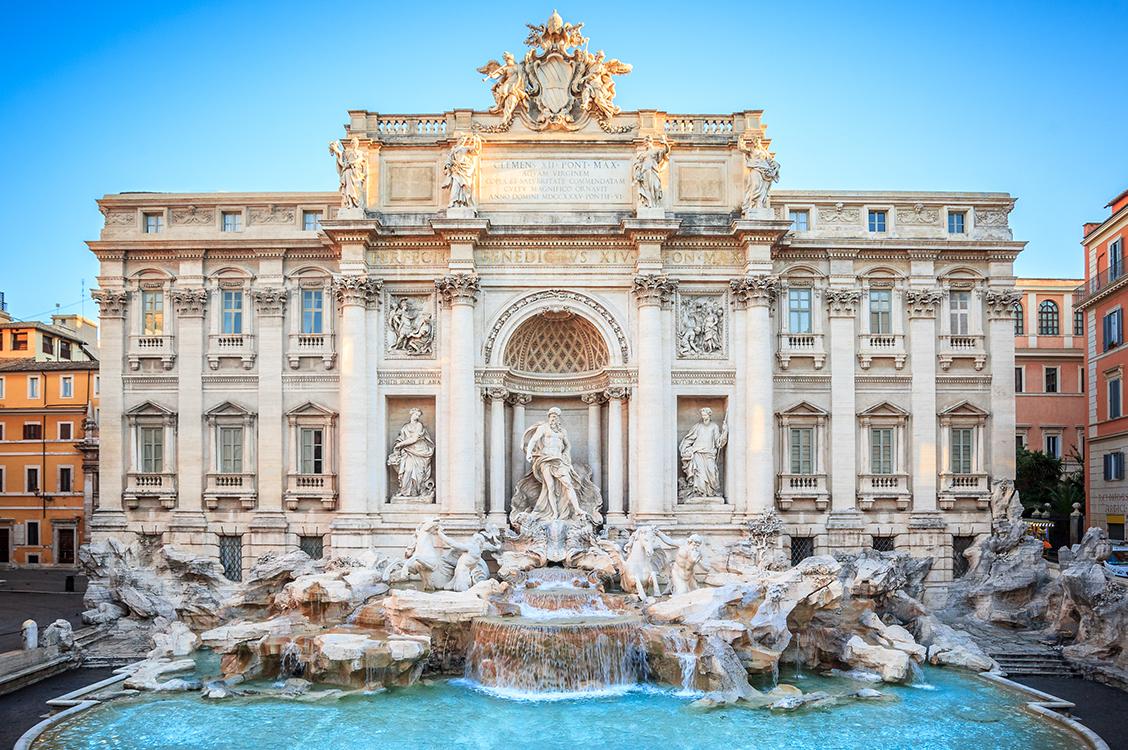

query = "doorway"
[0,527,9,563]
[57,527,76,565]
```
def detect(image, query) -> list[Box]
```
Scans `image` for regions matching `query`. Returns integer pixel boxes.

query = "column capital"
[603,386,631,401]
[436,272,481,306]
[483,386,509,402]
[984,288,1022,320]
[507,392,533,406]
[251,286,287,317]
[91,288,128,318]
[904,287,945,318]
[631,273,677,307]
[824,288,862,317]
[170,286,208,317]
[332,273,380,307]
[729,274,779,308]
[581,391,607,405]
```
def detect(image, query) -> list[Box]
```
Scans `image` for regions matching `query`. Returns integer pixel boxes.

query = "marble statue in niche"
[633,134,670,209]
[677,296,725,357]
[387,409,435,501]
[678,407,728,501]
[387,297,434,356]
[443,133,483,209]
[329,137,368,210]
[741,134,780,213]
[511,407,603,525]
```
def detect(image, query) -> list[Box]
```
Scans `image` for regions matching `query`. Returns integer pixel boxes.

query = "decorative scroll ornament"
[730,274,780,308]
[984,288,1022,319]
[904,288,946,318]
[91,288,128,318]
[252,286,287,316]
[170,287,209,317]
[823,288,863,317]
[631,274,678,306]
[476,11,633,133]
[436,273,482,305]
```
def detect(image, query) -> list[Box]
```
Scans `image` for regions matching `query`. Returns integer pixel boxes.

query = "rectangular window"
[872,535,896,552]
[870,427,895,474]
[1015,367,1024,393]
[23,423,42,440]
[301,290,324,334]
[219,535,243,582]
[1045,434,1061,459]
[0,467,4,491]
[0,423,4,440]
[1074,310,1085,336]
[58,422,72,440]
[142,291,164,335]
[12,331,27,351]
[949,291,971,335]
[26,467,39,493]
[219,426,244,473]
[140,426,164,473]
[94,376,100,396]
[0,377,4,398]
[1044,367,1058,394]
[947,211,966,234]
[787,288,812,334]
[1111,238,1124,280]
[59,466,73,493]
[59,340,71,359]
[221,290,244,335]
[221,211,242,232]
[868,289,892,334]
[789,427,814,475]
[1016,432,1026,450]
[27,376,40,399]
[299,428,324,474]
[143,212,164,233]
[1103,452,1125,481]
[302,211,322,231]
[42,334,53,354]
[1104,309,1123,350]
[952,535,975,578]
[790,536,814,566]
[26,520,39,546]
[60,376,74,398]
[1109,376,1122,420]
[299,535,325,560]
[788,209,809,231]
[950,427,973,473]
[868,209,887,233]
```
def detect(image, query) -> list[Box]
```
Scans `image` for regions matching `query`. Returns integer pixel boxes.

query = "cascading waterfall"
[279,641,305,678]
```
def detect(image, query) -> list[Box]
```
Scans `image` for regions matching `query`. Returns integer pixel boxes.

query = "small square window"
[790,537,814,566]
[143,213,164,233]
[868,209,887,233]
[302,211,323,231]
[872,535,896,552]
[58,422,72,440]
[221,211,243,232]
[12,331,28,351]
[788,209,810,232]
[947,211,966,234]
[299,535,325,560]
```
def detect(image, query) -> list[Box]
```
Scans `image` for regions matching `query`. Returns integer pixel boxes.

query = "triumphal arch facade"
[88,13,1023,590]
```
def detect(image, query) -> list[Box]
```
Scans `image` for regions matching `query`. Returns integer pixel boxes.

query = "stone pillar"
[582,392,603,494]
[250,284,288,556]
[90,289,128,531]
[509,393,531,496]
[727,298,748,517]
[986,288,1021,480]
[731,275,778,516]
[365,286,383,513]
[436,273,481,518]
[171,286,208,516]
[826,289,862,514]
[906,288,945,512]
[632,274,677,519]
[604,387,628,523]
[486,387,508,525]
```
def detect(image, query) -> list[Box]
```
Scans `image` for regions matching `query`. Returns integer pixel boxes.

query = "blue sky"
[1,0,1125,323]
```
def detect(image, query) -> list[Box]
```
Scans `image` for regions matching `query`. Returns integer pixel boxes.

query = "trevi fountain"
[29,11,1126,750]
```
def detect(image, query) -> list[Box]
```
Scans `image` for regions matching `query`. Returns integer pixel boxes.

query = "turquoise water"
[35,668,1077,750]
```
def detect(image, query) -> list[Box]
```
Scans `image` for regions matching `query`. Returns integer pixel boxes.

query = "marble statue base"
[391,493,436,505]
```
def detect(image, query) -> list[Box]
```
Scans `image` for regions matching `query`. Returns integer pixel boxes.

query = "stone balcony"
[857,473,911,510]
[127,334,176,371]
[124,471,177,509]
[776,473,829,511]
[938,334,986,371]
[938,472,990,509]
[857,333,906,370]
[284,473,338,510]
[776,333,826,370]
[207,333,257,370]
[204,472,257,510]
[287,333,335,370]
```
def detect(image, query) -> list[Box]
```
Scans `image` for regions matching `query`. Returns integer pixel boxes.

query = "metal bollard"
[65,575,75,593]
[22,619,38,650]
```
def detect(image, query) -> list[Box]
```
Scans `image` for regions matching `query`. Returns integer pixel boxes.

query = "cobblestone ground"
[0,667,116,750]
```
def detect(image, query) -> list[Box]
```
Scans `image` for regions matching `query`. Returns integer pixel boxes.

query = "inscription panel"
[479,159,632,205]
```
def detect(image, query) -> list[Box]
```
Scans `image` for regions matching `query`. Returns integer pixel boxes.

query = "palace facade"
[87,14,1023,596]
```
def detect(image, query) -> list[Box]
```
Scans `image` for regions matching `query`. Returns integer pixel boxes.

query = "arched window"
[1014,302,1024,335]
[1038,300,1060,336]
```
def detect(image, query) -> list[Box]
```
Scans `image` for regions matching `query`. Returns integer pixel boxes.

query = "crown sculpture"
[477,11,633,133]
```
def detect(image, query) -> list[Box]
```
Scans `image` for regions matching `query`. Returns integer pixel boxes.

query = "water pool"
[34,668,1078,750]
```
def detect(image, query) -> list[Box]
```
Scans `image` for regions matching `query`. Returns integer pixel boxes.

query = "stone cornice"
[620,217,682,244]
[430,218,490,244]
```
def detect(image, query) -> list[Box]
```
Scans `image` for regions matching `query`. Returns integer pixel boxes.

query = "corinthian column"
[509,393,531,495]
[333,274,378,525]
[731,274,778,515]
[632,273,677,519]
[582,392,604,494]
[986,288,1020,480]
[437,273,481,517]
[905,288,945,512]
[825,288,862,513]
[604,387,629,523]
[170,286,209,514]
[485,387,508,525]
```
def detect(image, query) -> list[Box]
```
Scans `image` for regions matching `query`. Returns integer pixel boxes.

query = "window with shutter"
[789,427,814,474]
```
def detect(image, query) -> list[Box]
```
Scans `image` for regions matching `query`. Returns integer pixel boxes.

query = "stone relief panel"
[674,163,725,205]
[385,163,437,204]
[386,397,437,503]
[676,292,727,359]
[248,205,296,225]
[676,396,728,504]
[386,292,436,358]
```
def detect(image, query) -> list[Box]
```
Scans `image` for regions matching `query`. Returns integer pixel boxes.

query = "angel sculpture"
[579,50,632,122]
[632,135,671,209]
[442,133,483,209]
[477,52,528,125]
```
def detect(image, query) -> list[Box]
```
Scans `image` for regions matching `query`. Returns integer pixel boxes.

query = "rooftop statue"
[328,137,367,211]
[741,134,780,214]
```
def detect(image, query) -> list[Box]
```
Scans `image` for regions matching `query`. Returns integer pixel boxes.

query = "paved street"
[1016,676,1128,750]
[0,667,116,750]
[0,569,87,653]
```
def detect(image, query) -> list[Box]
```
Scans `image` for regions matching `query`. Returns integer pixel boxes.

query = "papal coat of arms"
[476,11,633,133]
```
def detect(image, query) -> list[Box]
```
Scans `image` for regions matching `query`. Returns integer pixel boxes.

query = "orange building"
[1014,279,1086,472]
[0,348,99,567]
[1077,187,1128,541]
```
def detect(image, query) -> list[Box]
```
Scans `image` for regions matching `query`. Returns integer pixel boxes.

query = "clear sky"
[1,0,1125,323]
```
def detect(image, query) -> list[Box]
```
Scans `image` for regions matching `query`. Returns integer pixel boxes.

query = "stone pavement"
[1015,675,1128,750]
[0,667,115,750]
[0,570,87,653]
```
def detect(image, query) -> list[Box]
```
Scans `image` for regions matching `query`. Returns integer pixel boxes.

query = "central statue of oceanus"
[510,406,603,525]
